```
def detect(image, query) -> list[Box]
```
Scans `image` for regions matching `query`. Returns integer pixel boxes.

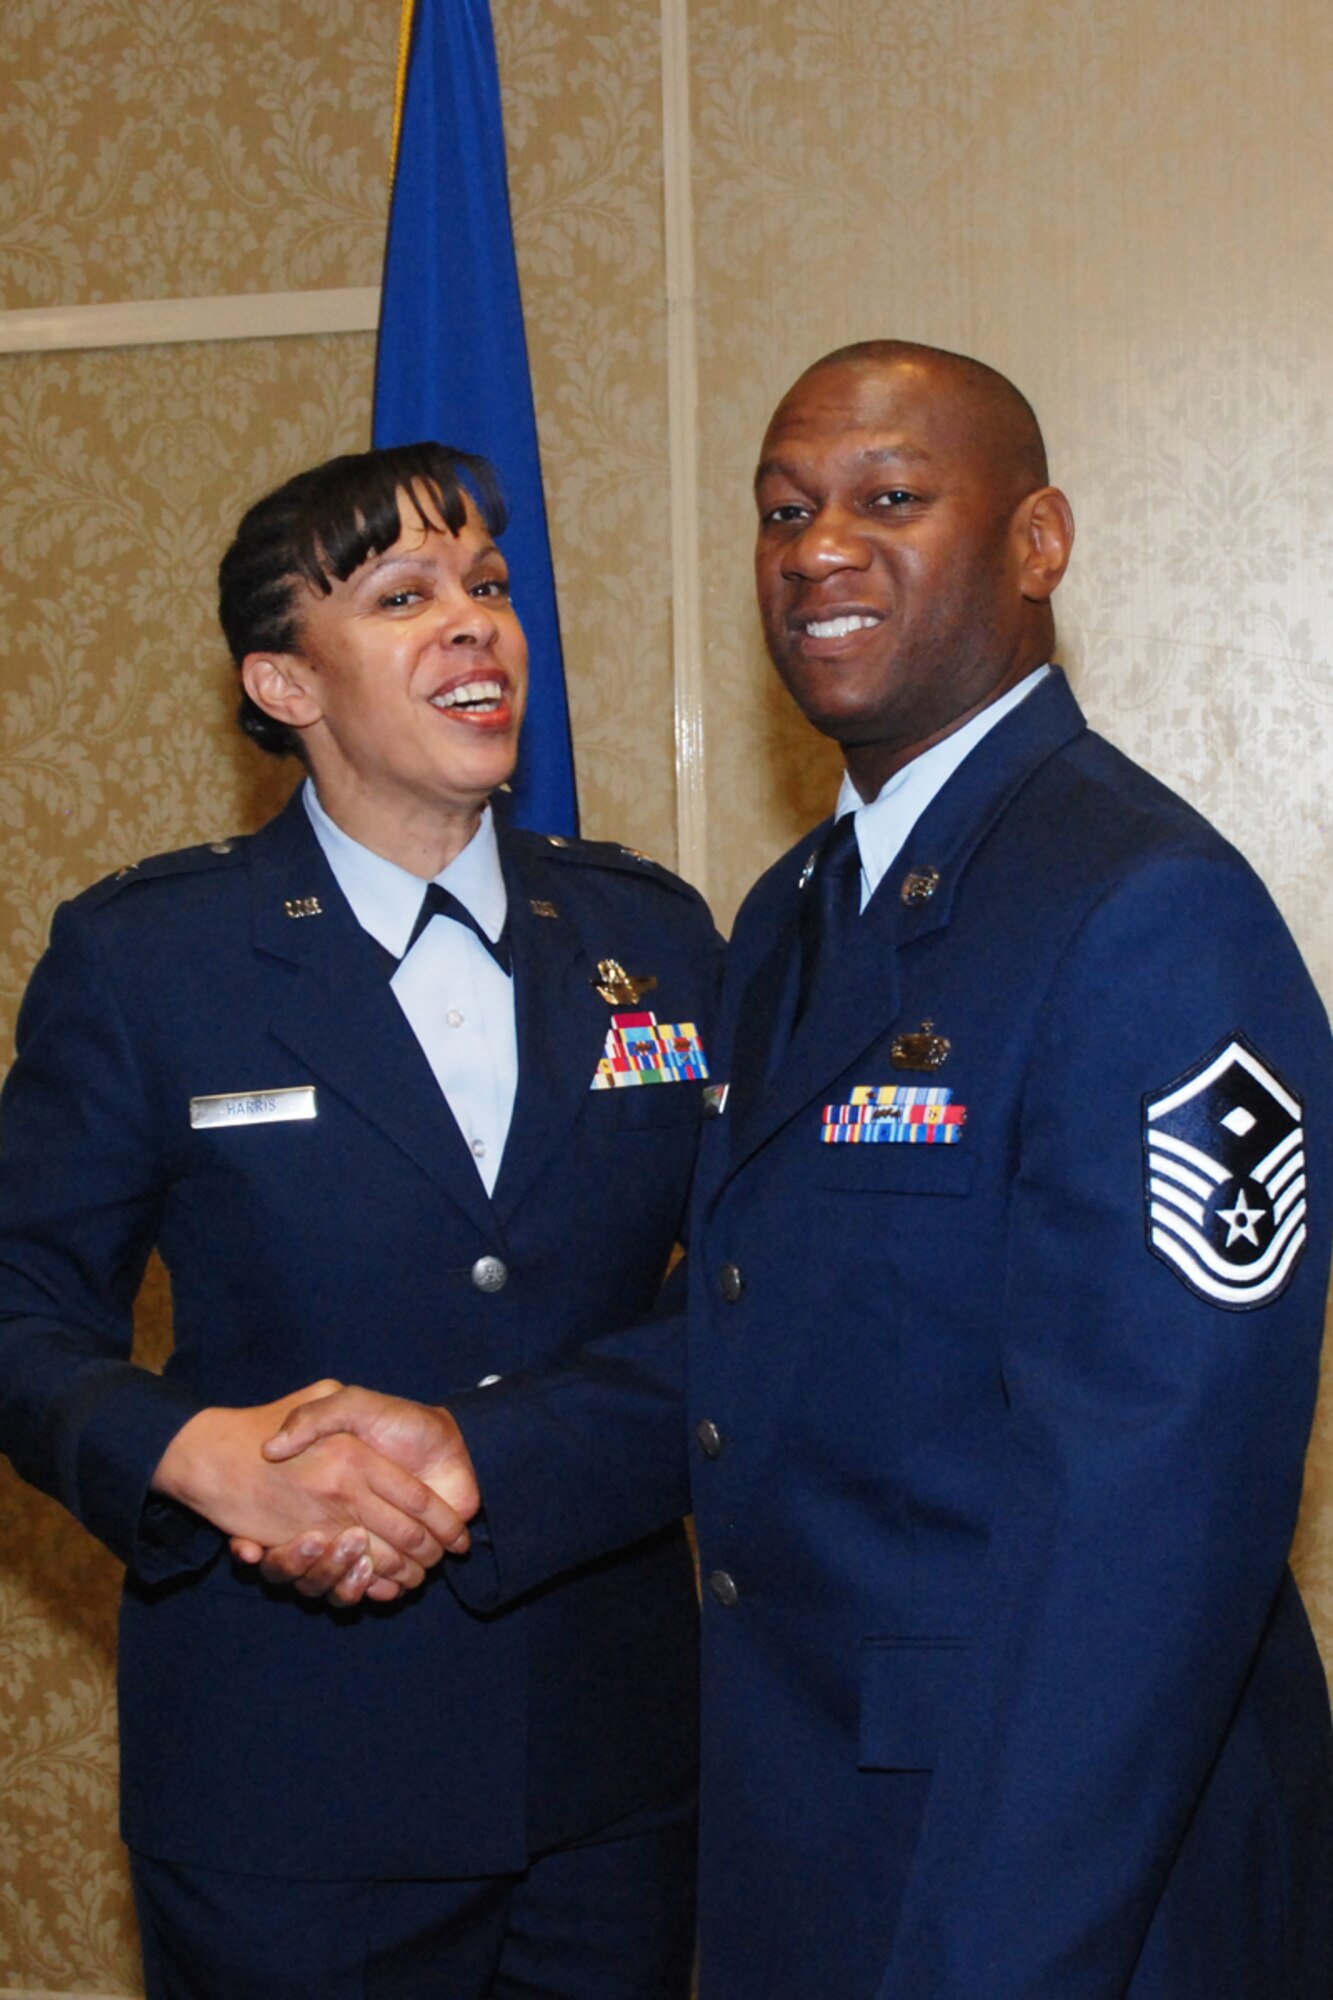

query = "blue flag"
[374,0,579,835]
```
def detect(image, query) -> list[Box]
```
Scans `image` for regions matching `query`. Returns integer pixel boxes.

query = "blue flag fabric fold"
[374,0,579,835]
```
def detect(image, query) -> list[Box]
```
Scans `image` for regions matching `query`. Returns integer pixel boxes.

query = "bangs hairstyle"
[218,441,509,759]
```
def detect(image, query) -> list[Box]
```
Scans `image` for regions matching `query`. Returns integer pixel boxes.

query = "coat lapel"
[488,835,616,1223]
[249,795,498,1239]
[724,864,903,1185]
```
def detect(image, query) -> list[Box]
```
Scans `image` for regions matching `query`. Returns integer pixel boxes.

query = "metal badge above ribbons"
[592,958,658,1007]
[890,1021,951,1072]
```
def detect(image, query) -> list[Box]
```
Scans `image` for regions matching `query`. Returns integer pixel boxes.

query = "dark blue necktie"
[401,882,512,975]
[795,812,861,1026]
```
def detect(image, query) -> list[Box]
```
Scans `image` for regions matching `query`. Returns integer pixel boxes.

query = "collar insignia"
[900,867,941,907]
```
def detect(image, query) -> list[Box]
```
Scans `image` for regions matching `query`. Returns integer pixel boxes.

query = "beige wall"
[0,0,1330,1988]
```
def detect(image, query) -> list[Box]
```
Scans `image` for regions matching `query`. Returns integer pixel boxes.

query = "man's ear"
[1014,486,1075,603]
[241,652,322,734]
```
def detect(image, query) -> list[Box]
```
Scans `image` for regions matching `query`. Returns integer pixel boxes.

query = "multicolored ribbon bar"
[591,1013,709,1089]
[821,1084,966,1143]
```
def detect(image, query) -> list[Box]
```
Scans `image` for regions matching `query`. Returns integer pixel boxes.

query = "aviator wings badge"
[592,958,659,1007]
[1144,1034,1308,1310]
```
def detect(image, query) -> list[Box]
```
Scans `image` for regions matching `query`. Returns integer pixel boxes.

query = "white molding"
[660,0,707,896]
[0,286,381,355]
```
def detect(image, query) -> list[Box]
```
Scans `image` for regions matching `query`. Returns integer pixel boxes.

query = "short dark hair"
[218,441,509,758]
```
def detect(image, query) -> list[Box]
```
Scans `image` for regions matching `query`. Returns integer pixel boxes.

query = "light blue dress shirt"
[303,783,516,1194]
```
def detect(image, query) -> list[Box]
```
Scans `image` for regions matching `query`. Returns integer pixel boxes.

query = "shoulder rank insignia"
[890,1020,950,1071]
[1144,1034,1307,1310]
[593,958,659,1007]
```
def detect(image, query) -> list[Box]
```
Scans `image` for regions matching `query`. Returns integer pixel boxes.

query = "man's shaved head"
[790,340,1049,502]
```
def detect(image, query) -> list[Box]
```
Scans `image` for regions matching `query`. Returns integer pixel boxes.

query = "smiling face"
[242,489,528,872]
[754,352,1070,799]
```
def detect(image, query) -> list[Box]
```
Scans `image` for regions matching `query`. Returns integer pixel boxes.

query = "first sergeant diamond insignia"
[1143,1034,1308,1311]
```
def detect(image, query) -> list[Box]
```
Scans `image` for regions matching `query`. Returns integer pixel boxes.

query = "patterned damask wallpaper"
[1,0,1332,1991]
[687,0,1333,924]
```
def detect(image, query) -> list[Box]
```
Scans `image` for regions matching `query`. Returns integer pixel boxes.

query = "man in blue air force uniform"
[0,444,718,1997]
[260,349,1333,1997]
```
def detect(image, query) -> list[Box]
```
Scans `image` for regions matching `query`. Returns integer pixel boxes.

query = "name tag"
[189,1086,318,1130]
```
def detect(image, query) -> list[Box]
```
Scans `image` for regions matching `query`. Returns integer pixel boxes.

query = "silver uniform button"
[471,1255,508,1293]
[447,1009,464,1028]
[471,1138,487,1158]
[720,1262,745,1302]
[477,1373,502,1387]
[708,1570,740,1608]
[695,1418,724,1459]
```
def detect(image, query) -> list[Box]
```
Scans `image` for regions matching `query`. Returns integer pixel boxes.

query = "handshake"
[153,1384,482,1608]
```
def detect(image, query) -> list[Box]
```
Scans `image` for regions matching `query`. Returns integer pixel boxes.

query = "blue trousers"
[130,1793,696,1999]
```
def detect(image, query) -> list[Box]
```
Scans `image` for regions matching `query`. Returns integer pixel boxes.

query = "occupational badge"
[889,1021,951,1072]
[590,1013,709,1089]
[821,1084,966,1144]
[592,958,659,1007]
[1143,1034,1307,1310]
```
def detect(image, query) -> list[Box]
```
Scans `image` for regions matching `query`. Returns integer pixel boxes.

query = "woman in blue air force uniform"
[0,443,718,1998]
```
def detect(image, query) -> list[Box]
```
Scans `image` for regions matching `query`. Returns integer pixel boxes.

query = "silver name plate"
[189,1086,317,1130]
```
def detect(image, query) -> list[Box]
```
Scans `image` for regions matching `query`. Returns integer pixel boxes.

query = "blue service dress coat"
[456,671,1333,1997]
[0,790,719,1879]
